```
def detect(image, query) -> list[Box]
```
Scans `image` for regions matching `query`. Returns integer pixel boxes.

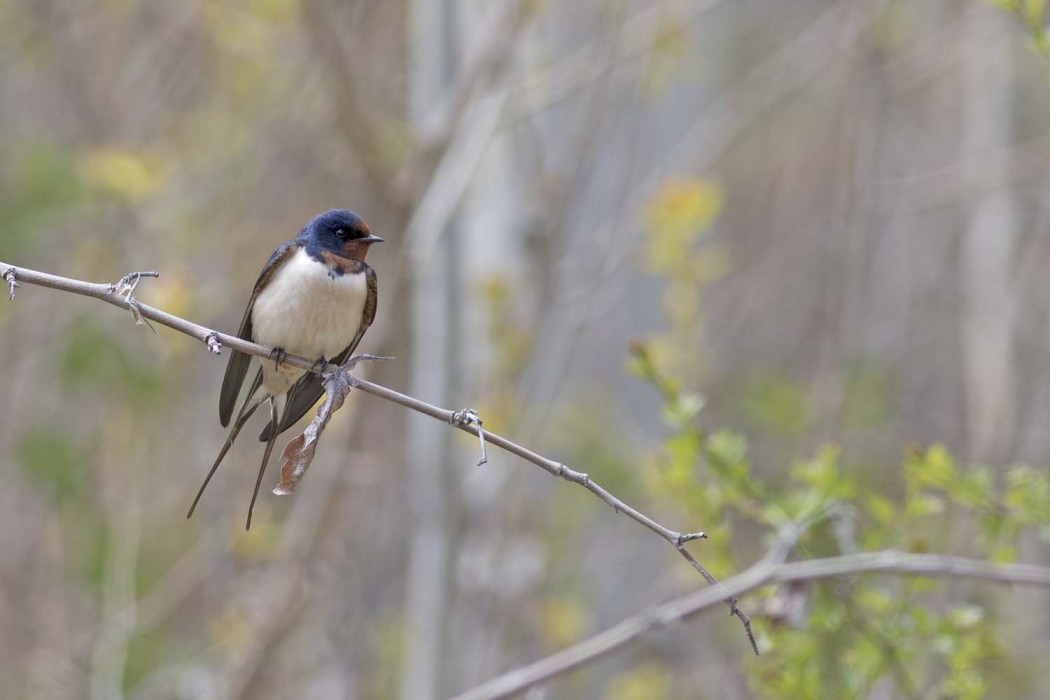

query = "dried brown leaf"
[272,365,352,495]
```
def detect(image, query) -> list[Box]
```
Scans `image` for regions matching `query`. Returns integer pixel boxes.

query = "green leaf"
[949,467,993,510]
[662,391,704,428]
[1005,466,1050,524]
[1025,0,1046,25]
[948,605,985,630]
[905,493,945,517]
[865,493,896,525]
[663,431,701,484]
[989,544,1017,564]
[644,178,723,273]
[706,431,751,484]
[906,445,957,490]
[855,587,892,614]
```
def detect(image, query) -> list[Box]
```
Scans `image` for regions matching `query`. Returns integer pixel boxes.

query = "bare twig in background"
[0,259,754,652]
[302,0,407,212]
[452,548,1050,700]
[510,0,730,117]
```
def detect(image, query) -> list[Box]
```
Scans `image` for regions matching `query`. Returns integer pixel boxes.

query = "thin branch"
[452,549,1050,700]
[412,0,531,152]
[0,259,753,652]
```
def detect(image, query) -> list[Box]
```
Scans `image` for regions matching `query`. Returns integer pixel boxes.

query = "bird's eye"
[335,228,348,239]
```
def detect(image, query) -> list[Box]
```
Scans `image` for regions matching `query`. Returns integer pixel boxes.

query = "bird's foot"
[269,347,288,371]
[310,356,331,375]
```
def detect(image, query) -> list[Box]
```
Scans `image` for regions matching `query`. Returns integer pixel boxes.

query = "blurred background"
[1,0,1049,698]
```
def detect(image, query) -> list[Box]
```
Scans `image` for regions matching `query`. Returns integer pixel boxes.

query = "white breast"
[250,247,368,396]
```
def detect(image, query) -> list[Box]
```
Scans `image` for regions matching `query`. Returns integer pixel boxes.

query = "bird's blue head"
[301,209,383,261]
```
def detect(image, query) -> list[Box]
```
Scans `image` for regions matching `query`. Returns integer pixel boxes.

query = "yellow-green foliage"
[633,347,1048,698]
[626,172,1050,698]
[991,0,1050,57]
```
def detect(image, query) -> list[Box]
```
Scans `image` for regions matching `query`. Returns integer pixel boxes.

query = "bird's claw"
[270,347,288,371]
[310,356,331,374]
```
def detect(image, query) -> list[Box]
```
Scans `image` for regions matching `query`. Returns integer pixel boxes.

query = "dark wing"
[259,263,378,441]
[219,241,301,427]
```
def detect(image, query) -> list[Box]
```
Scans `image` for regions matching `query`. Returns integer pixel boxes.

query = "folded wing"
[219,241,302,427]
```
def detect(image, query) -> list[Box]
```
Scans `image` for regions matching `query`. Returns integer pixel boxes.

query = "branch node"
[642,606,676,632]
[4,267,18,301]
[110,271,160,333]
[450,408,488,466]
[203,332,222,355]
[677,532,708,546]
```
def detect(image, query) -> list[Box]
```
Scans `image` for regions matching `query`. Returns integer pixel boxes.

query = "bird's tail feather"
[187,371,265,519]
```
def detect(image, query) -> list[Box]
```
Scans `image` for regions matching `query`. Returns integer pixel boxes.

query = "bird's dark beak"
[362,235,384,244]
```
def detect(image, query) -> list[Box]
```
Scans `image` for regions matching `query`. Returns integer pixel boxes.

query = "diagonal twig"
[0,259,753,653]
[451,545,1050,700]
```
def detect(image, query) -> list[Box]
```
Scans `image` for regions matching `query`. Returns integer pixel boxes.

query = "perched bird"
[187,209,382,529]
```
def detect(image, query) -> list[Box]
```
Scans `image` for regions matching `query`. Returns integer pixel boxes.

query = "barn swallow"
[187,209,381,529]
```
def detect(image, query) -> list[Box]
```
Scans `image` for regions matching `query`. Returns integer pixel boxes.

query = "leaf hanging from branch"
[273,355,390,496]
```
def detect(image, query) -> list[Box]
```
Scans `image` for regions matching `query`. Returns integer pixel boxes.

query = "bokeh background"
[1,0,1049,698]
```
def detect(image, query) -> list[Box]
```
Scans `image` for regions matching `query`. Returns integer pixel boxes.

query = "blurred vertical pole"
[402,0,458,698]
[960,7,1017,464]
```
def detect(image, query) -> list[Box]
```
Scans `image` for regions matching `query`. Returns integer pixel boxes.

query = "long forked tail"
[246,400,280,530]
[187,372,264,519]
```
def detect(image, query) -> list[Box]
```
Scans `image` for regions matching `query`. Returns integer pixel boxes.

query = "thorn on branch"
[451,408,487,466]
[342,353,395,371]
[110,271,159,333]
[203,332,222,355]
[4,268,18,301]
